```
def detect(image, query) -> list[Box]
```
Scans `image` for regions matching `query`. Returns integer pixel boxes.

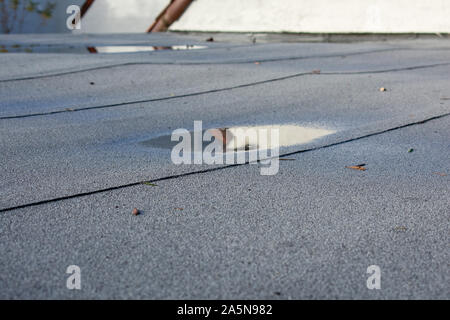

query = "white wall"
[171,0,450,33]
[6,0,450,34]
[82,0,169,33]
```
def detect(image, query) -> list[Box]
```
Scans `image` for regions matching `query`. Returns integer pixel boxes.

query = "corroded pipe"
[80,0,96,18]
[148,0,193,32]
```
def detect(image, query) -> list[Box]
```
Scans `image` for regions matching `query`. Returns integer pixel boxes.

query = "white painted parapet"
[171,0,450,33]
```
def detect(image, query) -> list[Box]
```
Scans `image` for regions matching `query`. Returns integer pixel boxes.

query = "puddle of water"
[142,124,335,152]
[0,44,207,54]
[92,45,207,53]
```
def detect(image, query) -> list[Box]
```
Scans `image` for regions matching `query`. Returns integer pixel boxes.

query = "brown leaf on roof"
[346,165,367,171]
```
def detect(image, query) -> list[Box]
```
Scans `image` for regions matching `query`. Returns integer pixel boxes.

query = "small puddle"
[0,44,207,54]
[142,124,335,152]
[90,45,207,53]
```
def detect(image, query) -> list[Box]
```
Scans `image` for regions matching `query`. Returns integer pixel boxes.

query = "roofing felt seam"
[0,47,427,83]
[1,111,448,214]
[1,61,449,121]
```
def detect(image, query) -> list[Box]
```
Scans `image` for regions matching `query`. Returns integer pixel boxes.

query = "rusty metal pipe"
[149,0,193,32]
[147,0,174,32]
[80,0,96,18]
[73,0,95,25]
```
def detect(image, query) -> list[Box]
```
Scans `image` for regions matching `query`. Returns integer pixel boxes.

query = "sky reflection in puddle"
[142,124,335,152]
[0,44,207,54]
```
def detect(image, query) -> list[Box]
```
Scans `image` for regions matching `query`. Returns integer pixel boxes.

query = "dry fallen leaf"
[379,87,387,92]
[175,208,184,211]
[433,172,447,176]
[132,208,140,216]
[346,165,367,171]
[312,70,321,74]
[254,62,260,65]
[143,182,158,187]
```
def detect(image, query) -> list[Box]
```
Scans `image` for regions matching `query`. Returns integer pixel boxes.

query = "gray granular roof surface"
[0,33,448,299]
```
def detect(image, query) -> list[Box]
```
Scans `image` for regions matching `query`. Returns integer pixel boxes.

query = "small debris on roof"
[346,164,367,171]
[143,182,158,187]
[408,148,414,153]
[205,37,214,42]
[312,70,321,74]
[433,172,447,176]
[379,87,387,92]
[132,208,140,216]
